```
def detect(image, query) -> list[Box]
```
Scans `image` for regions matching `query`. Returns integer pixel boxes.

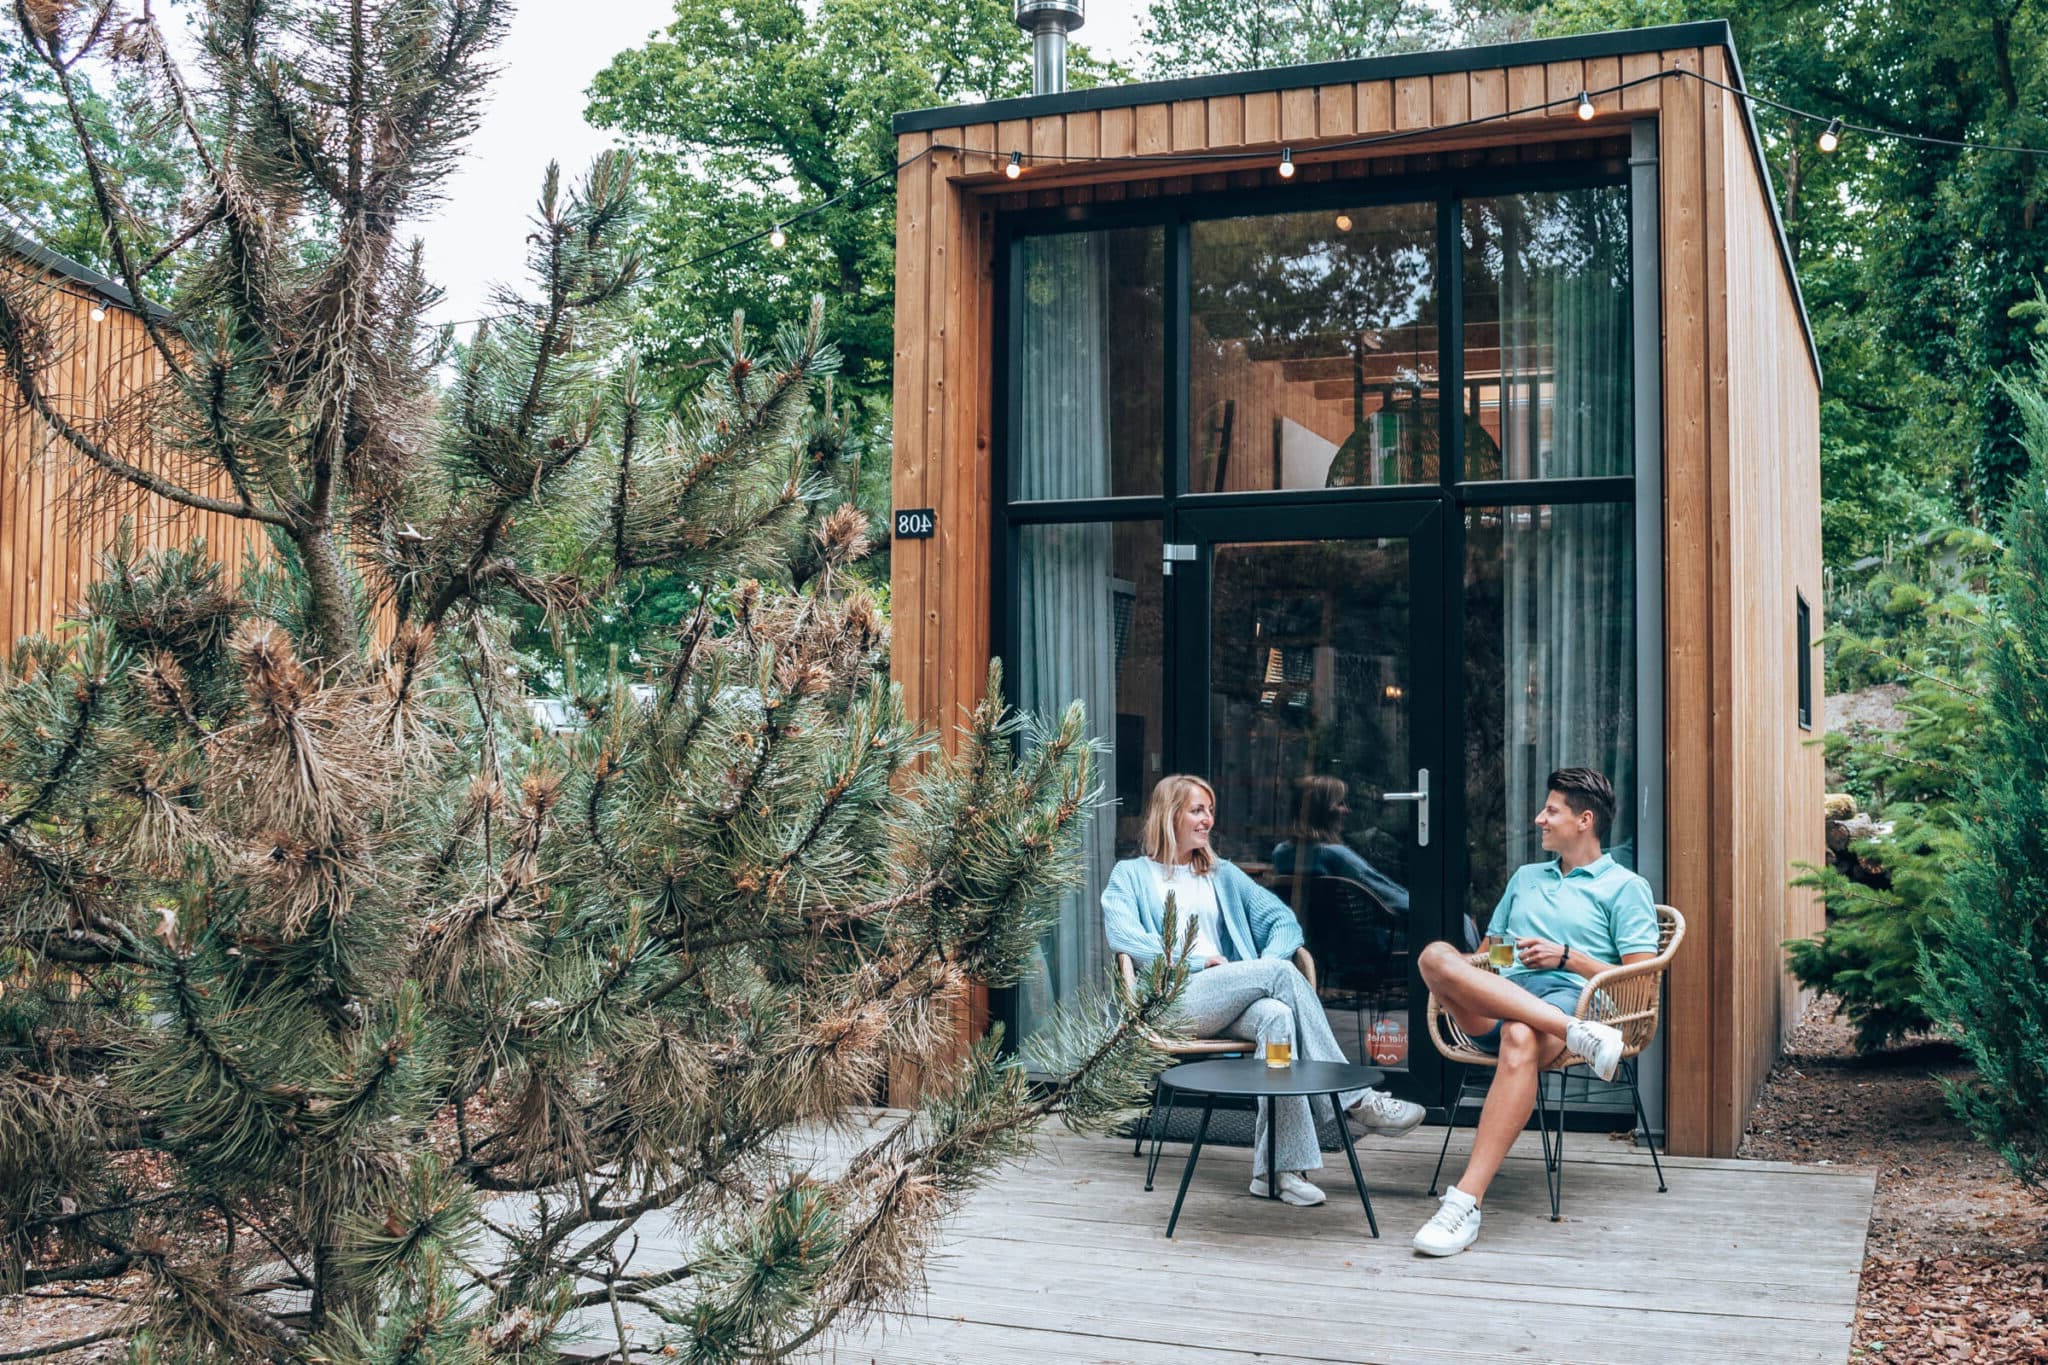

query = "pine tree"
[1917,318,2048,1195]
[0,4,1179,1359]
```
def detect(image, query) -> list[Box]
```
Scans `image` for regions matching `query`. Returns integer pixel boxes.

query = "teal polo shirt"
[1487,854,1659,995]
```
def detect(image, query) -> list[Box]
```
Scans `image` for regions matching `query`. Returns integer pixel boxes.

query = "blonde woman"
[1101,775,1425,1206]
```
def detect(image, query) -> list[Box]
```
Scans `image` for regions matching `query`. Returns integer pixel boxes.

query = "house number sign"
[893,508,936,539]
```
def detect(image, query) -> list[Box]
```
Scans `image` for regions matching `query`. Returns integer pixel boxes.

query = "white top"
[1150,859,1223,961]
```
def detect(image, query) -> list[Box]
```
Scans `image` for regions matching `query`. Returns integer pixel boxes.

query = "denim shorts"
[1468,975,1588,1052]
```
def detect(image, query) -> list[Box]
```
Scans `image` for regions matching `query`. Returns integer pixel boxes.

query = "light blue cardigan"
[1100,856,1305,972]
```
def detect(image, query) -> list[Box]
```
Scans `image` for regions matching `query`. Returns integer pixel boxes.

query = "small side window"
[1796,593,1813,731]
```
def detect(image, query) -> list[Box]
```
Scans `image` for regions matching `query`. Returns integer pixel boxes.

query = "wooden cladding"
[889,37,1822,1155]
[0,267,267,651]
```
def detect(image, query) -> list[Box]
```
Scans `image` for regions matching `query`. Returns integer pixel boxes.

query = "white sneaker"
[1565,1018,1625,1082]
[1249,1171,1326,1206]
[1346,1089,1426,1136]
[1412,1187,1482,1256]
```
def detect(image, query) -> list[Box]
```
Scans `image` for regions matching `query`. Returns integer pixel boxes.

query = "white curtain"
[1014,232,1117,1039]
[1497,191,1637,867]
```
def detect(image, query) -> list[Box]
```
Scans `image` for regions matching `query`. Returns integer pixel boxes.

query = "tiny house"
[888,19,1821,1158]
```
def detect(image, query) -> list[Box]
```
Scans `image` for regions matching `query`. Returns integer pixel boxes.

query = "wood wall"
[890,37,1824,1154]
[0,263,267,649]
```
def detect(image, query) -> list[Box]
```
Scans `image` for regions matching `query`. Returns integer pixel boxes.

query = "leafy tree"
[0,19,193,278]
[0,4,1175,1359]
[1918,312,2048,1194]
[1138,0,1457,76]
[586,0,1124,414]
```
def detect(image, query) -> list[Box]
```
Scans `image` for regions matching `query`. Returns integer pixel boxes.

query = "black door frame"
[1172,496,1451,1103]
[987,157,1645,1121]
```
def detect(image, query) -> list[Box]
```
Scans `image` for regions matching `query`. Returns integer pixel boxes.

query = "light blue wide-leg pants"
[1175,958,1369,1174]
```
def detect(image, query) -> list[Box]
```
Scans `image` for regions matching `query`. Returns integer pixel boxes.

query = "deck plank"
[812,1126,1870,1363]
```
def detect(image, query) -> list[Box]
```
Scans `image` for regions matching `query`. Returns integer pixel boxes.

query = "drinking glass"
[1488,939,1516,971]
[1264,1039,1293,1069]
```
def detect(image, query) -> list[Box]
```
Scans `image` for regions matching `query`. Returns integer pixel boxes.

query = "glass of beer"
[1264,1039,1293,1069]
[1489,939,1517,971]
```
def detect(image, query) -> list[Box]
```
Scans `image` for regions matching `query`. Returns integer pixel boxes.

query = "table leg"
[1333,1091,1380,1239]
[1265,1096,1279,1200]
[1165,1097,1215,1239]
[1144,1085,1180,1192]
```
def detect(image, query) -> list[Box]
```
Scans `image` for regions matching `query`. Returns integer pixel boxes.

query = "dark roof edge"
[1721,39,1822,387]
[0,225,173,320]
[891,20,1733,132]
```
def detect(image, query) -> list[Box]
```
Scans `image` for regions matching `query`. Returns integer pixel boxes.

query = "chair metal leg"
[1144,1085,1180,1192]
[1624,1059,1668,1193]
[1538,1068,1567,1221]
[1428,1069,1476,1196]
[1133,1075,1160,1157]
[1333,1092,1380,1239]
[1164,1098,1215,1239]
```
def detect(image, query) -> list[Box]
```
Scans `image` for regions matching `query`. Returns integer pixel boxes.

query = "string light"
[88,299,107,322]
[17,65,2048,340]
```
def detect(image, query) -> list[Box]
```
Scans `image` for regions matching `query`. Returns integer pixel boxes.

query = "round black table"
[1148,1057,1385,1239]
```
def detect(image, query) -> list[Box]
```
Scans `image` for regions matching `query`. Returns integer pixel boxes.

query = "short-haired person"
[1102,775,1426,1207]
[1410,767,1658,1256]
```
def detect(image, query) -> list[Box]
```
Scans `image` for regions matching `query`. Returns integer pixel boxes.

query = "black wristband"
[1558,942,1571,970]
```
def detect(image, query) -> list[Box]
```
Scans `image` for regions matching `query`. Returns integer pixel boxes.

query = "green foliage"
[1137,0,1469,75]
[1787,526,1997,1048]
[1918,332,2048,1195]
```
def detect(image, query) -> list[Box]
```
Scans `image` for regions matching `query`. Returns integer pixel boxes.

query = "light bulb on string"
[1005,150,1023,179]
[88,300,107,322]
[1334,213,1353,232]
[1576,90,1595,121]
[1278,147,1295,179]
[1818,118,1842,153]
[768,223,787,248]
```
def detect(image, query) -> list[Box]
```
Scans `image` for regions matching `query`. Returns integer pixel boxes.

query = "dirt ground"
[1740,999,2047,1362]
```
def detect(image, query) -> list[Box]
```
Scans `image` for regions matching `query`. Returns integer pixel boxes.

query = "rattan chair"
[1424,904,1685,1220]
[1121,947,1316,1188]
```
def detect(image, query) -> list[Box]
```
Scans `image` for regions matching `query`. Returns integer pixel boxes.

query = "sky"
[415,0,1150,328]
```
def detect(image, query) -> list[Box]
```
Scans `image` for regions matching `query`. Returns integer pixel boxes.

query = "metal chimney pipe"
[1015,0,1084,95]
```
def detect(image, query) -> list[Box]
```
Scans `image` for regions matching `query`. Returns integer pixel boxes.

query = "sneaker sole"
[1411,1235,1476,1256]
[1351,1111,1426,1136]
[1249,1182,1326,1207]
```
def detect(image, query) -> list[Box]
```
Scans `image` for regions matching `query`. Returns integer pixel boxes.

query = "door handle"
[1379,768,1430,847]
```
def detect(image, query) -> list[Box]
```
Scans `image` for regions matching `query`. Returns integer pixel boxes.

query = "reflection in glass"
[1461,187,1632,480]
[1463,503,1636,938]
[1206,538,1413,1070]
[1014,521,1163,1040]
[1190,204,1439,494]
[1014,228,1165,500]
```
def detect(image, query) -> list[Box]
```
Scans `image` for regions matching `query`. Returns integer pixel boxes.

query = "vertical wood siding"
[0,267,268,650]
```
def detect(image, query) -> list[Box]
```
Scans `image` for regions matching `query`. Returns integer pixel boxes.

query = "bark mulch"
[1740,998,2046,1363]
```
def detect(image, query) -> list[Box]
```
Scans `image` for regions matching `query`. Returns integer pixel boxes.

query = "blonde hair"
[1142,775,1217,876]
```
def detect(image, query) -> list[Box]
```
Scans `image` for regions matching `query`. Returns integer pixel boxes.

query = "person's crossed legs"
[1408,941,1623,1255]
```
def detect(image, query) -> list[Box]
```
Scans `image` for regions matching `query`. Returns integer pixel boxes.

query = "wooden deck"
[817,1124,1873,1364]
